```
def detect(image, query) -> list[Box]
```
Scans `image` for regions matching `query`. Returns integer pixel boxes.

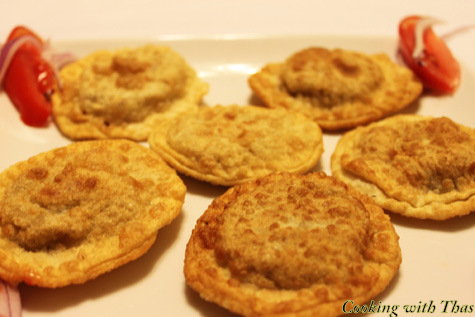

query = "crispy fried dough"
[0,139,186,287]
[148,105,324,186]
[184,172,401,316]
[248,47,423,131]
[52,44,208,141]
[331,115,475,220]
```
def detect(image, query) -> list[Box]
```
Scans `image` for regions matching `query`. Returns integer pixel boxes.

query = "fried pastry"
[52,44,209,141]
[0,139,186,287]
[184,172,401,316]
[331,115,475,220]
[248,47,423,131]
[148,105,324,186]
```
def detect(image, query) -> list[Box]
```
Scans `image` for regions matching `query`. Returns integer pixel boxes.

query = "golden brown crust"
[248,47,423,131]
[148,105,324,186]
[331,114,475,220]
[0,139,186,287]
[52,45,209,141]
[184,172,401,316]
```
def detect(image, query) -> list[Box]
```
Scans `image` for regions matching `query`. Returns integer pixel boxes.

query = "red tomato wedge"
[398,15,461,94]
[1,26,56,126]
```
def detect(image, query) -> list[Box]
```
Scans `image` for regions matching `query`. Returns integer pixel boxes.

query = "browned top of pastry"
[331,115,475,220]
[248,47,423,131]
[52,44,208,141]
[184,172,401,316]
[149,105,324,186]
[0,139,186,287]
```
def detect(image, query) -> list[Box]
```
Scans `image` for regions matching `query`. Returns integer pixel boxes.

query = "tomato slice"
[7,25,43,43]
[398,15,461,94]
[1,26,56,126]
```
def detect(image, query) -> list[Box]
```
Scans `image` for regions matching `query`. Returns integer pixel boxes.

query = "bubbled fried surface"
[0,139,186,287]
[52,44,209,141]
[282,48,384,106]
[184,172,401,316]
[148,105,324,186]
[331,115,475,220]
[248,47,422,131]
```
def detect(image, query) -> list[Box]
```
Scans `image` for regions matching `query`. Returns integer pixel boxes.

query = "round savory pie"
[248,47,423,131]
[52,44,209,141]
[331,114,475,220]
[184,172,401,316]
[0,139,186,287]
[148,105,324,186]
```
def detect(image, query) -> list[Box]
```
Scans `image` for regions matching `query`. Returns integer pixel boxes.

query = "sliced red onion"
[0,34,77,91]
[0,34,43,85]
[440,24,475,41]
[41,39,77,90]
[48,51,77,70]
[0,279,22,317]
[412,16,443,60]
[41,38,77,70]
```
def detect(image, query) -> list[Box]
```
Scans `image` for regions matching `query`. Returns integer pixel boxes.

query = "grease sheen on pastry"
[184,172,401,316]
[52,44,208,141]
[248,47,423,131]
[0,139,186,287]
[148,105,324,186]
[331,115,475,220]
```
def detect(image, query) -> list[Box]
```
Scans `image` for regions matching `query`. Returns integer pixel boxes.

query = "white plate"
[1,35,474,317]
